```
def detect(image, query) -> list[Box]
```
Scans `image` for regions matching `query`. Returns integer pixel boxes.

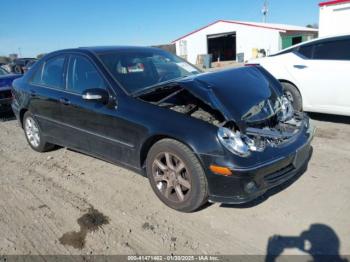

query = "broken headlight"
[243,135,266,152]
[279,96,294,121]
[218,127,267,157]
[218,127,250,157]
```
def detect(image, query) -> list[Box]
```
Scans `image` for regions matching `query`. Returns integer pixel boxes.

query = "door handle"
[59,97,70,105]
[293,65,307,69]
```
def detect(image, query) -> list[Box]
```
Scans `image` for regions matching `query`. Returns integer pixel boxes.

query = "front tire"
[146,139,208,212]
[281,82,303,112]
[23,111,55,152]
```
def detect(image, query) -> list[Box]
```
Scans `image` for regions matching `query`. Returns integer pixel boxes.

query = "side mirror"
[82,88,109,104]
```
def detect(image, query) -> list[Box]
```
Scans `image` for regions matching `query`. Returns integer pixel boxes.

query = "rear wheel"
[281,82,303,112]
[146,139,208,212]
[23,111,55,152]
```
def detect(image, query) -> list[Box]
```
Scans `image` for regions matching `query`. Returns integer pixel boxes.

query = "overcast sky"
[0,0,321,57]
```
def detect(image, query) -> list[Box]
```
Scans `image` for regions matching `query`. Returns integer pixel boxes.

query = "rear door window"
[67,55,107,94]
[32,55,66,89]
[313,39,350,60]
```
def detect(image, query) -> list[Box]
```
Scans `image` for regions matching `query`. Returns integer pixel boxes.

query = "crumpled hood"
[176,66,284,129]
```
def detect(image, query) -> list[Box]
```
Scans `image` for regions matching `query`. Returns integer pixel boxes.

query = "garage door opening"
[292,36,303,45]
[207,32,236,62]
[281,34,306,49]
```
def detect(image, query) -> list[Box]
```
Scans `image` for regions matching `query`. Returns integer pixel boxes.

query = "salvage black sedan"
[11,47,314,212]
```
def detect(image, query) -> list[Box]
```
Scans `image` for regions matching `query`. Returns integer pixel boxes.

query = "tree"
[306,23,319,29]
[36,53,47,59]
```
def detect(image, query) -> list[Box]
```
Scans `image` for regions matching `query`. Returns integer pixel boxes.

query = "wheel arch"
[139,134,198,172]
[278,79,304,111]
[278,79,302,96]
[19,108,28,128]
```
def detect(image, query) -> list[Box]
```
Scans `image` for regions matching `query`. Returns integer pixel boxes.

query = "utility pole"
[262,0,269,23]
[18,47,22,57]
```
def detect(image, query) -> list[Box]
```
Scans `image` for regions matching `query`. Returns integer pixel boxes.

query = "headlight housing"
[217,127,250,157]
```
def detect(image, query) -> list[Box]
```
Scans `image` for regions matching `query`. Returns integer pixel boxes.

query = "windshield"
[0,67,8,75]
[99,49,201,94]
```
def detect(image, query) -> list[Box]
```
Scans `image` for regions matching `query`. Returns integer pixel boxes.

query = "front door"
[59,54,138,166]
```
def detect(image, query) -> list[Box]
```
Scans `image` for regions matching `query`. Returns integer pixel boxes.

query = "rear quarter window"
[31,63,44,83]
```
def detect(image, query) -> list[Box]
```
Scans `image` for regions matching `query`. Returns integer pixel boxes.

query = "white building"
[319,0,350,37]
[173,20,318,65]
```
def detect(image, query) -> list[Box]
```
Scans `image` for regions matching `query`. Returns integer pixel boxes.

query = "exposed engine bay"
[137,83,305,155]
[138,85,226,126]
[244,112,306,151]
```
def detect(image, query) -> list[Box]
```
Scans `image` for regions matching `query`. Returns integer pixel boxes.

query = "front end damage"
[136,67,314,203]
[137,67,312,156]
[139,86,310,156]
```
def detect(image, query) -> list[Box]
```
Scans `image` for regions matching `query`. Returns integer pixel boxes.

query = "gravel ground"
[0,112,349,257]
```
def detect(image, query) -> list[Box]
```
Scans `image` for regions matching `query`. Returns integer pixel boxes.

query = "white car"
[247,35,350,116]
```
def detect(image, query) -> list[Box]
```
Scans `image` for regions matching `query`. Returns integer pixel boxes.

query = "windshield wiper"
[153,88,184,105]
[132,76,190,97]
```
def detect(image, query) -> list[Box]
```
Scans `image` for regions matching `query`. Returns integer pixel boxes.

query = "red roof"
[172,20,220,43]
[319,0,350,6]
[172,20,317,43]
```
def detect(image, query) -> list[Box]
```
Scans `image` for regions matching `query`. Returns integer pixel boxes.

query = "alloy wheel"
[152,152,191,203]
[25,117,41,148]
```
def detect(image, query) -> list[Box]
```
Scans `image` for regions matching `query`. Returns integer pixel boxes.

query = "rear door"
[28,55,68,143]
[287,38,350,115]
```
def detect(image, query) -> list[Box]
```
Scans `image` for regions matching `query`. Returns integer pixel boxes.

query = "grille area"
[264,164,294,185]
[247,114,279,128]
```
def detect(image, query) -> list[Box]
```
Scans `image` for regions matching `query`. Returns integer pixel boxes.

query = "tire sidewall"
[23,112,47,152]
[281,82,303,112]
[146,140,207,212]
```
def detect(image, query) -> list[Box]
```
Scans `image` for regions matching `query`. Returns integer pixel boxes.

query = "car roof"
[271,34,350,56]
[81,46,161,53]
[15,58,36,61]
[49,46,163,56]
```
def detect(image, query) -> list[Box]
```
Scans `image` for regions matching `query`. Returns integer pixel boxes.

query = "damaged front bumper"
[199,115,315,204]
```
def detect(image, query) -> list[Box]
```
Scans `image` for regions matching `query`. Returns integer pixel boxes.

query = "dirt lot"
[0,113,349,257]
